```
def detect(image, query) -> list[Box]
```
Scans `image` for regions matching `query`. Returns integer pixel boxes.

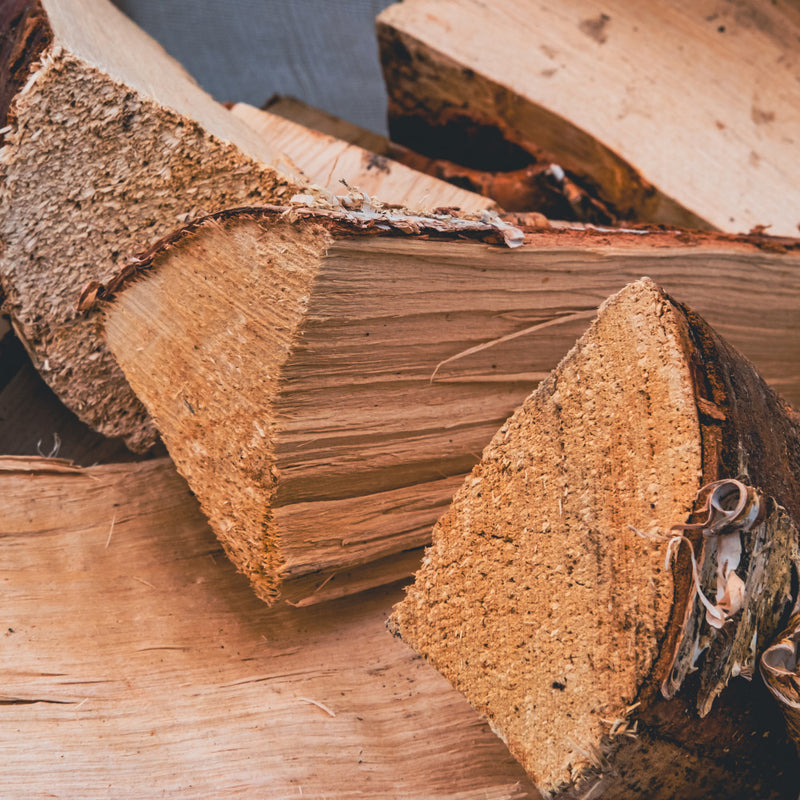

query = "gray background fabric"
[111,0,395,134]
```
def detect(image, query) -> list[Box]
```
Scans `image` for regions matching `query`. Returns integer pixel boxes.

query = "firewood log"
[0,455,536,799]
[0,0,304,451]
[262,95,609,219]
[88,206,800,605]
[377,0,800,234]
[389,278,800,798]
[231,101,494,212]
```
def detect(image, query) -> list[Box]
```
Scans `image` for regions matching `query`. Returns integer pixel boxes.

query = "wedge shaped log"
[92,207,800,605]
[0,0,304,451]
[377,0,800,234]
[389,279,800,797]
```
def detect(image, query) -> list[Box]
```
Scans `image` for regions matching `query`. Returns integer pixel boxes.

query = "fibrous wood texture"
[95,207,800,606]
[232,101,494,212]
[389,279,800,797]
[377,0,800,234]
[0,456,537,800]
[263,95,606,219]
[0,0,304,451]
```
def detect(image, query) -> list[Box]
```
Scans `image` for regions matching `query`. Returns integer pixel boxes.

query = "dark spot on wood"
[552,681,566,690]
[579,13,611,44]
[751,105,776,125]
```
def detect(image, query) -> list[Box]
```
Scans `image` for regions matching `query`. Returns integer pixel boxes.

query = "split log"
[0,456,537,799]
[88,206,800,605]
[262,95,610,220]
[231,101,494,212]
[0,0,305,451]
[388,279,800,797]
[377,0,800,234]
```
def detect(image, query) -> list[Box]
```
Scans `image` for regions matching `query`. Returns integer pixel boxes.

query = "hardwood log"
[388,279,800,797]
[89,207,800,605]
[231,101,494,212]
[0,456,537,799]
[377,0,800,234]
[0,0,305,451]
[262,95,611,220]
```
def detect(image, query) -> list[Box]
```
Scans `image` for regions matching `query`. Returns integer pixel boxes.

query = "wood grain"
[102,210,800,604]
[378,0,800,234]
[0,456,537,799]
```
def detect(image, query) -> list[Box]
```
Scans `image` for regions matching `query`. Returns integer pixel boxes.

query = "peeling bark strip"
[0,0,304,451]
[98,210,800,606]
[389,279,800,797]
[377,0,800,234]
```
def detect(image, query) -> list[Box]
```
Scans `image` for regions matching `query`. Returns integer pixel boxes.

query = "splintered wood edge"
[77,204,800,315]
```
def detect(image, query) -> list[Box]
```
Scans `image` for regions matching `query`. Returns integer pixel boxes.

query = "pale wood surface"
[0,456,537,799]
[378,0,800,235]
[232,101,494,211]
[102,210,800,604]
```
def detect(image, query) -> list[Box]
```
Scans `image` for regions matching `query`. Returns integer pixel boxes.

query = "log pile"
[2,1,800,797]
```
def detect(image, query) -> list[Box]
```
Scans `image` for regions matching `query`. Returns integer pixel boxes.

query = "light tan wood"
[97,208,800,604]
[232,102,494,212]
[0,0,304,451]
[0,456,537,799]
[378,0,800,234]
[389,279,800,797]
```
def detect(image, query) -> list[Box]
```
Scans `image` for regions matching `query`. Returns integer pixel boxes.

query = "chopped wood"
[762,613,800,756]
[231,101,494,212]
[0,456,537,799]
[0,0,305,452]
[377,0,800,234]
[91,206,800,604]
[388,279,800,796]
[263,94,610,220]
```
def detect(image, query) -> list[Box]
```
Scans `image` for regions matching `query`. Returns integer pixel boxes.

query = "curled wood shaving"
[760,612,800,754]
[667,479,761,629]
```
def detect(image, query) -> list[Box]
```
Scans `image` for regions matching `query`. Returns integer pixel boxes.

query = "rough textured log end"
[0,0,301,451]
[389,277,800,796]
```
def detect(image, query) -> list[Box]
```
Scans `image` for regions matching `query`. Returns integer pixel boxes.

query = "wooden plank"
[0,456,537,799]
[232,101,494,212]
[0,0,304,451]
[389,279,800,797]
[92,207,800,604]
[377,0,800,234]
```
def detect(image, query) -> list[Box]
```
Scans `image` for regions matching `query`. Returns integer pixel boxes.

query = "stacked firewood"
[2,1,800,797]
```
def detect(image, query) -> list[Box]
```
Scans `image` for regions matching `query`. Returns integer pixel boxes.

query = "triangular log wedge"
[93,209,800,605]
[388,279,800,797]
[0,0,305,451]
[0,456,537,799]
[377,0,800,234]
[231,102,495,212]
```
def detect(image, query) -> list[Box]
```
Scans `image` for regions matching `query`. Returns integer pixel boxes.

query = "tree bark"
[388,279,800,797]
[89,207,800,605]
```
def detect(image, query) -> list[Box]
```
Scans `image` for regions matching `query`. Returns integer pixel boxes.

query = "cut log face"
[388,279,800,796]
[98,209,800,606]
[377,0,800,234]
[0,456,538,800]
[231,102,495,212]
[0,0,304,451]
